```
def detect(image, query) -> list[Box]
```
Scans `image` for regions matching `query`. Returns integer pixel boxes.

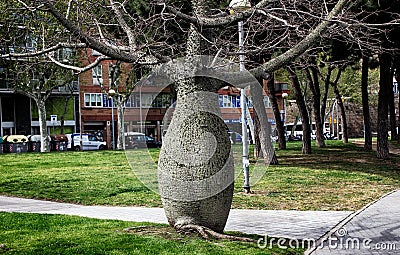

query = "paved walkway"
[1,191,399,254]
[307,190,400,255]
[0,195,350,240]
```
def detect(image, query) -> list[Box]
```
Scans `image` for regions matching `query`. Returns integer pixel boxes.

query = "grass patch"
[232,140,400,210]
[0,212,302,255]
[0,141,399,211]
[0,150,161,207]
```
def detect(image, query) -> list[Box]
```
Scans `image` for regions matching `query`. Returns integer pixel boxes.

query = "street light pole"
[282,92,288,127]
[108,89,116,150]
[282,92,289,136]
[230,0,251,193]
[139,84,143,134]
[239,20,250,193]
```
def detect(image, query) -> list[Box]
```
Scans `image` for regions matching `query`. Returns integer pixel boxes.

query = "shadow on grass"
[276,141,400,182]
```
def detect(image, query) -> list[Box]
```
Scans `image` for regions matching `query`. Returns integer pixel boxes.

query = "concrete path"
[0,195,351,240]
[307,190,400,255]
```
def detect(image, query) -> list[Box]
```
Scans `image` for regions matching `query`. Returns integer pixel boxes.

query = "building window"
[223,95,232,108]
[84,93,103,107]
[92,65,103,85]
[394,82,398,95]
[152,93,172,108]
[125,94,141,108]
[219,95,241,108]
[141,94,156,108]
[263,96,271,108]
[54,48,73,63]
[125,93,173,108]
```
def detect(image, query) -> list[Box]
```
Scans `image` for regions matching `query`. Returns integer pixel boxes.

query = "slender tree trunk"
[116,98,125,150]
[36,99,50,153]
[251,77,278,165]
[320,67,333,123]
[287,66,312,154]
[361,56,372,150]
[266,76,286,149]
[395,58,400,144]
[377,53,391,159]
[306,67,325,148]
[253,110,261,158]
[331,69,348,143]
[388,69,398,141]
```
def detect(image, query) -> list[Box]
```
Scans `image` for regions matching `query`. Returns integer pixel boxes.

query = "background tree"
[361,56,373,150]
[8,60,74,152]
[287,65,312,154]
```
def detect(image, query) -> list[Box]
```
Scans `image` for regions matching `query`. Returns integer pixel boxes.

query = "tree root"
[175,224,255,242]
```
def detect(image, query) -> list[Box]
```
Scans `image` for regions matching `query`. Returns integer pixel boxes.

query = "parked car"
[66,133,107,151]
[125,132,161,149]
[145,135,162,148]
[287,134,302,142]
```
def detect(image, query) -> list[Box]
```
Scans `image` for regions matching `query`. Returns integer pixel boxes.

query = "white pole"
[78,77,83,151]
[239,20,250,193]
[111,97,115,150]
[336,99,339,139]
[139,84,143,133]
[241,89,250,193]
[331,101,335,137]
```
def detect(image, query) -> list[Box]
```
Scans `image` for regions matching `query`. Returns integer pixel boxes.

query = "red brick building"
[78,50,289,148]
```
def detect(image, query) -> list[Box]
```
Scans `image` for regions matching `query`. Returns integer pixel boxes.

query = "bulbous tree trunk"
[158,85,234,233]
[36,99,50,152]
[158,6,234,231]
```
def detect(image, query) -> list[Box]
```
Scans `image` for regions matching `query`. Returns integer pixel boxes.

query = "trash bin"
[3,135,29,153]
[28,135,41,152]
[51,134,68,152]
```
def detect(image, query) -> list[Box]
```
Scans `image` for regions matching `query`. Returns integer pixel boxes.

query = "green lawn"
[0,141,399,211]
[0,212,301,255]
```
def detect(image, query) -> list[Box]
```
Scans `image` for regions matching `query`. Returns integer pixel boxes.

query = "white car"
[66,133,107,151]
